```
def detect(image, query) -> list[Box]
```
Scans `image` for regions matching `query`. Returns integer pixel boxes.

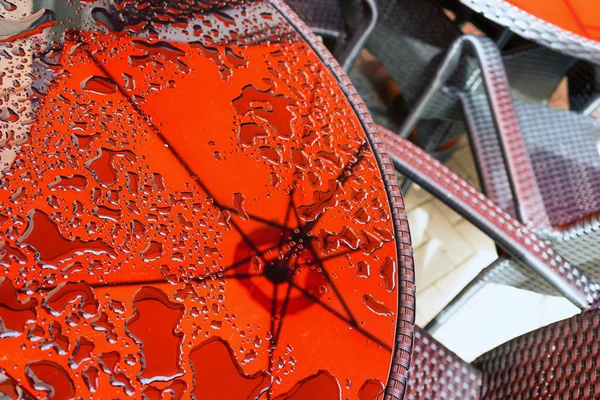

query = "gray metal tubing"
[425,258,505,333]
[338,0,377,71]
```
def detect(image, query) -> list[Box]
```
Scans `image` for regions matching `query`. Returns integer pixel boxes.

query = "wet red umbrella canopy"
[0,1,413,399]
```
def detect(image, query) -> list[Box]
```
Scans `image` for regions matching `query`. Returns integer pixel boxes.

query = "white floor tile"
[454,219,496,252]
[407,206,431,249]
[414,239,456,290]
[434,249,496,301]
[418,202,475,265]
[416,284,451,324]
[432,201,463,227]
[432,284,576,362]
[403,183,433,210]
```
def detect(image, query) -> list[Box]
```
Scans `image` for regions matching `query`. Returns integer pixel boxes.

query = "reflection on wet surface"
[0,0,398,398]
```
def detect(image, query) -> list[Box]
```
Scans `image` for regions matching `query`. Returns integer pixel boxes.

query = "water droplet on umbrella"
[259,146,281,164]
[378,257,396,292]
[42,281,99,318]
[189,337,271,399]
[232,85,296,139]
[141,241,163,261]
[126,286,185,384]
[39,321,69,355]
[86,148,136,186]
[232,192,249,220]
[89,312,117,343]
[225,47,247,68]
[82,366,99,392]
[48,175,88,191]
[81,76,118,95]
[298,180,342,221]
[238,122,268,147]
[98,351,135,394]
[90,7,126,32]
[108,300,126,314]
[25,360,75,399]
[0,278,37,338]
[93,205,122,221]
[356,261,370,279]
[143,380,187,399]
[358,379,385,400]
[362,294,393,316]
[0,107,19,123]
[68,337,95,368]
[72,132,100,151]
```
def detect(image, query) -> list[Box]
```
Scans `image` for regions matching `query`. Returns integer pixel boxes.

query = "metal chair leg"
[425,258,506,333]
[337,0,378,71]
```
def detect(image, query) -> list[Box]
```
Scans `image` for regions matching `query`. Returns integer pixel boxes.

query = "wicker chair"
[382,122,600,306]
[405,308,600,399]
[358,0,464,157]
[358,0,576,162]
[567,60,600,115]
[283,0,377,71]
[381,28,600,331]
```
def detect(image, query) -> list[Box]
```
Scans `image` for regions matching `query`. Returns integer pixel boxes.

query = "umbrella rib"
[290,194,302,227]
[275,192,295,249]
[282,191,295,231]
[272,278,294,346]
[300,141,368,235]
[85,49,262,255]
[220,272,262,279]
[35,242,278,292]
[221,205,283,230]
[290,282,392,352]
[304,240,357,325]
[268,283,279,374]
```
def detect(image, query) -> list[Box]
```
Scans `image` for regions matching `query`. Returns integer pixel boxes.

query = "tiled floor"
[405,135,579,362]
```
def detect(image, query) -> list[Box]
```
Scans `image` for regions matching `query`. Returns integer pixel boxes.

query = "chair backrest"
[476,308,600,399]
[405,327,482,400]
[381,125,600,309]
[513,102,600,228]
[410,310,600,399]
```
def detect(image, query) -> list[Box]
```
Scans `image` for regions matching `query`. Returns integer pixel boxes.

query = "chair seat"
[410,310,600,399]
[405,327,482,400]
[476,309,600,399]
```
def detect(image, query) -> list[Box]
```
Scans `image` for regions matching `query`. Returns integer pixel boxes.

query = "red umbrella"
[502,0,600,41]
[0,1,412,398]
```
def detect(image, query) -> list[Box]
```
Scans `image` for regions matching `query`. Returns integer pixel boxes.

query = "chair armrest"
[381,125,600,309]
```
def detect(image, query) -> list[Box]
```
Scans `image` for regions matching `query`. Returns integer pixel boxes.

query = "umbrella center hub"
[264,259,291,284]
